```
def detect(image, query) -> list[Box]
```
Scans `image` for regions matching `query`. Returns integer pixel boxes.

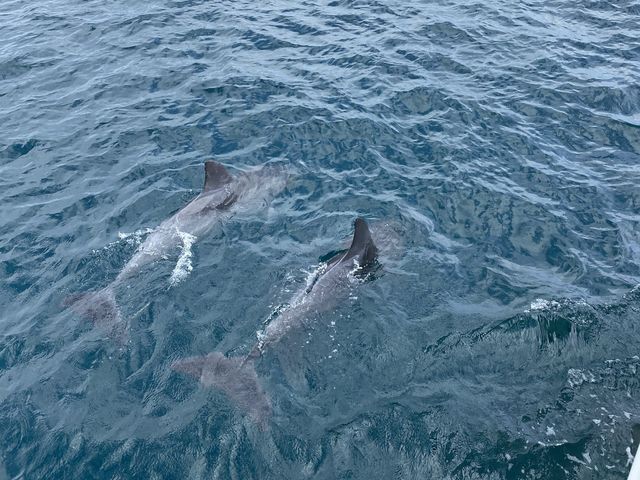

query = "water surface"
[1,0,640,478]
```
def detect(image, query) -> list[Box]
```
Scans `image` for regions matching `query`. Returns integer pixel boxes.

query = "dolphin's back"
[253,218,378,354]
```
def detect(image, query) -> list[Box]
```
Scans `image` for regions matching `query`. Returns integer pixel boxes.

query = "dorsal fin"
[203,160,233,192]
[343,217,377,267]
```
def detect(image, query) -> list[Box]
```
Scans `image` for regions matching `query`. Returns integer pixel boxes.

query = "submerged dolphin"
[67,161,286,336]
[172,218,378,425]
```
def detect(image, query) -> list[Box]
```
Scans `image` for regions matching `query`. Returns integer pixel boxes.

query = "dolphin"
[172,217,378,425]
[66,160,286,338]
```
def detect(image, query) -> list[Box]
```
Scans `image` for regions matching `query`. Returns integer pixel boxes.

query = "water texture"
[1,0,640,478]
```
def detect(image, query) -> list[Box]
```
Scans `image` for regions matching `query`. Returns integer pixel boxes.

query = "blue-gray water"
[1,0,640,478]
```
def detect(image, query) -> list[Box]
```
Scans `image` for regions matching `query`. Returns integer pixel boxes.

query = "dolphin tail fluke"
[171,352,271,428]
[64,286,128,342]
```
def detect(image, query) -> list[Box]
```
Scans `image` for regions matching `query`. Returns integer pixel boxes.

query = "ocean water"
[1,0,640,478]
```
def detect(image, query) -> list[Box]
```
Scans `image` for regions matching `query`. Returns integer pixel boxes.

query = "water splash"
[91,228,154,254]
[526,298,561,312]
[117,228,154,243]
[170,230,197,286]
[256,264,326,342]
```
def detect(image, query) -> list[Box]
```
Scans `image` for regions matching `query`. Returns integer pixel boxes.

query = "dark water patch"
[0,139,39,159]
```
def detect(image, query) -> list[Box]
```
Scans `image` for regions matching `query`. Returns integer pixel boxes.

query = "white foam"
[288,263,327,308]
[567,368,596,387]
[526,298,560,312]
[117,227,154,243]
[170,230,197,286]
[566,454,588,466]
[92,228,154,254]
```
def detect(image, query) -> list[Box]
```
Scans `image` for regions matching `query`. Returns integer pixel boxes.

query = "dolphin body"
[172,218,378,425]
[67,161,285,337]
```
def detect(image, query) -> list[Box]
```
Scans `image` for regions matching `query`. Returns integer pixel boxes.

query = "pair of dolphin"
[69,161,379,425]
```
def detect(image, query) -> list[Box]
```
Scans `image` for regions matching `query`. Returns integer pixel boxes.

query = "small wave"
[170,230,197,286]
